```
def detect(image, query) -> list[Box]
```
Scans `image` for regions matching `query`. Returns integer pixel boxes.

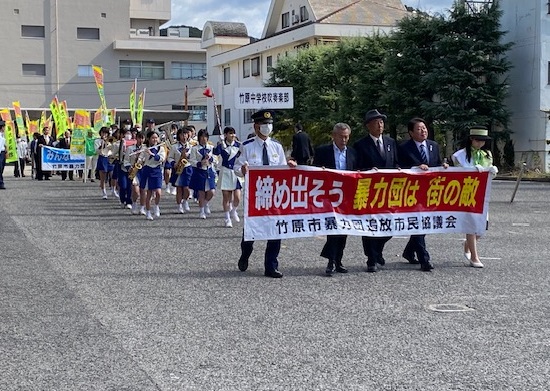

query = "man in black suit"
[313,122,358,275]
[291,123,314,165]
[353,109,399,272]
[57,130,74,181]
[36,126,55,180]
[397,117,448,272]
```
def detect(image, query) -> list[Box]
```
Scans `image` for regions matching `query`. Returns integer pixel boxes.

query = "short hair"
[197,129,209,140]
[333,122,351,134]
[135,132,145,139]
[223,126,236,135]
[407,117,426,133]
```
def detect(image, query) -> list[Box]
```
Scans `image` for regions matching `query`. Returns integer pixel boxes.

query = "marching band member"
[138,130,166,220]
[167,127,192,214]
[189,129,217,219]
[126,131,145,214]
[213,126,242,228]
[95,127,114,199]
[164,123,179,195]
[116,127,134,209]
[108,127,122,198]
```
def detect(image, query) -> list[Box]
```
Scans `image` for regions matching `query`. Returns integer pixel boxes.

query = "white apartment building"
[500,0,550,172]
[201,0,410,141]
[0,0,207,125]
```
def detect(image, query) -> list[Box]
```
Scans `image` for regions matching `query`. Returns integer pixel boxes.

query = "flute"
[128,142,166,156]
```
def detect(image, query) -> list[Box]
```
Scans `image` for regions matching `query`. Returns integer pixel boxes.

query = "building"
[201,0,410,141]
[0,0,207,125]
[499,0,550,171]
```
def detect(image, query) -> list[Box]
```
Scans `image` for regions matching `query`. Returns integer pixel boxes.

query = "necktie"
[419,144,428,164]
[262,142,269,165]
[376,139,385,157]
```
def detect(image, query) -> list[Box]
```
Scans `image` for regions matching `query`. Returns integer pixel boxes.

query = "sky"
[168,0,457,39]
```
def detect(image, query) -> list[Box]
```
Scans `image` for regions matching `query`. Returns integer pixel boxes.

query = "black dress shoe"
[366,265,377,273]
[264,270,283,278]
[335,264,348,273]
[403,253,419,264]
[420,262,434,272]
[376,257,386,266]
[325,260,335,275]
[238,256,249,272]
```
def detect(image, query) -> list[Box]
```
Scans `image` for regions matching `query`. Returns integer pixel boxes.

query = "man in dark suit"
[353,109,399,272]
[57,130,74,181]
[291,123,314,165]
[36,126,55,180]
[397,117,448,272]
[313,122,358,275]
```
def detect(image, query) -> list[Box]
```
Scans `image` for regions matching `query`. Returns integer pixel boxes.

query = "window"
[266,56,273,72]
[77,27,100,40]
[77,65,94,77]
[243,109,255,124]
[243,59,250,78]
[300,6,309,22]
[223,67,230,85]
[171,62,206,79]
[251,57,260,76]
[101,13,107,18]
[21,25,45,38]
[282,12,290,29]
[224,109,231,126]
[119,60,164,79]
[22,64,46,76]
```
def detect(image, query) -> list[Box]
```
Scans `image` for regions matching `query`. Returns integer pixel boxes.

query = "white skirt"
[217,167,242,191]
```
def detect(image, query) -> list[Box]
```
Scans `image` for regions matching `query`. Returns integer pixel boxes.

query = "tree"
[421,1,513,164]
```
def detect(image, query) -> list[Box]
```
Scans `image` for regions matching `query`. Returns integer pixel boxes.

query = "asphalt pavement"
[0,169,549,391]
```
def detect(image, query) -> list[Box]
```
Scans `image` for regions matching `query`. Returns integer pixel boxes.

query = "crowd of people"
[0,109,498,279]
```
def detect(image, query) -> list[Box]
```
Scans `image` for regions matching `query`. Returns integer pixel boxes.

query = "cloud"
[166,0,456,38]
[168,0,271,38]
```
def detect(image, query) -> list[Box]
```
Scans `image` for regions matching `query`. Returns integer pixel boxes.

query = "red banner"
[243,166,492,241]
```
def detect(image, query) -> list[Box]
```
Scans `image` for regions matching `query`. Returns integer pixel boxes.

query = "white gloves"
[474,164,484,172]
[488,165,499,178]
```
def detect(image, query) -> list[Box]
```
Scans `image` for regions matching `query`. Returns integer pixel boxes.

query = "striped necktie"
[419,144,428,164]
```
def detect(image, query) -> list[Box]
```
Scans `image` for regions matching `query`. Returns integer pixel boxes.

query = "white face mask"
[124,134,132,140]
[123,125,131,131]
[259,124,273,137]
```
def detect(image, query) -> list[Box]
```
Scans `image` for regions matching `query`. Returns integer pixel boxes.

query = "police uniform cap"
[252,109,274,124]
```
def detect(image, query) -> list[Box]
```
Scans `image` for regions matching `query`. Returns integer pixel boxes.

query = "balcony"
[114,30,205,53]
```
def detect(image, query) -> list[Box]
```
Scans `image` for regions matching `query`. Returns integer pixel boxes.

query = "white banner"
[41,146,85,171]
[234,87,294,109]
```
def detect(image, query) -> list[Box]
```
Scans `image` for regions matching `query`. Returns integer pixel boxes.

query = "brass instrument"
[128,158,143,181]
[174,147,189,175]
[128,142,166,156]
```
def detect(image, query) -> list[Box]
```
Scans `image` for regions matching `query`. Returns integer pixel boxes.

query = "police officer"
[234,109,297,278]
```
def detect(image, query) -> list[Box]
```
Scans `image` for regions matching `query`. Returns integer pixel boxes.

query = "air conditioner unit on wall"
[130,28,137,36]
[137,29,150,36]
[167,28,180,37]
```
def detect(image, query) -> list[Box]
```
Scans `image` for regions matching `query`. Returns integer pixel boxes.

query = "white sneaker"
[165,184,172,195]
[225,218,233,228]
[102,193,108,200]
[126,204,133,209]
[470,260,484,268]
[170,187,177,195]
[183,201,190,212]
[205,204,211,215]
[131,204,139,214]
[140,206,146,215]
[112,189,119,198]
[199,212,207,219]
[230,209,240,222]
[464,252,471,261]
[177,203,185,214]
[154,205,161,217]
[146,211,154,220]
